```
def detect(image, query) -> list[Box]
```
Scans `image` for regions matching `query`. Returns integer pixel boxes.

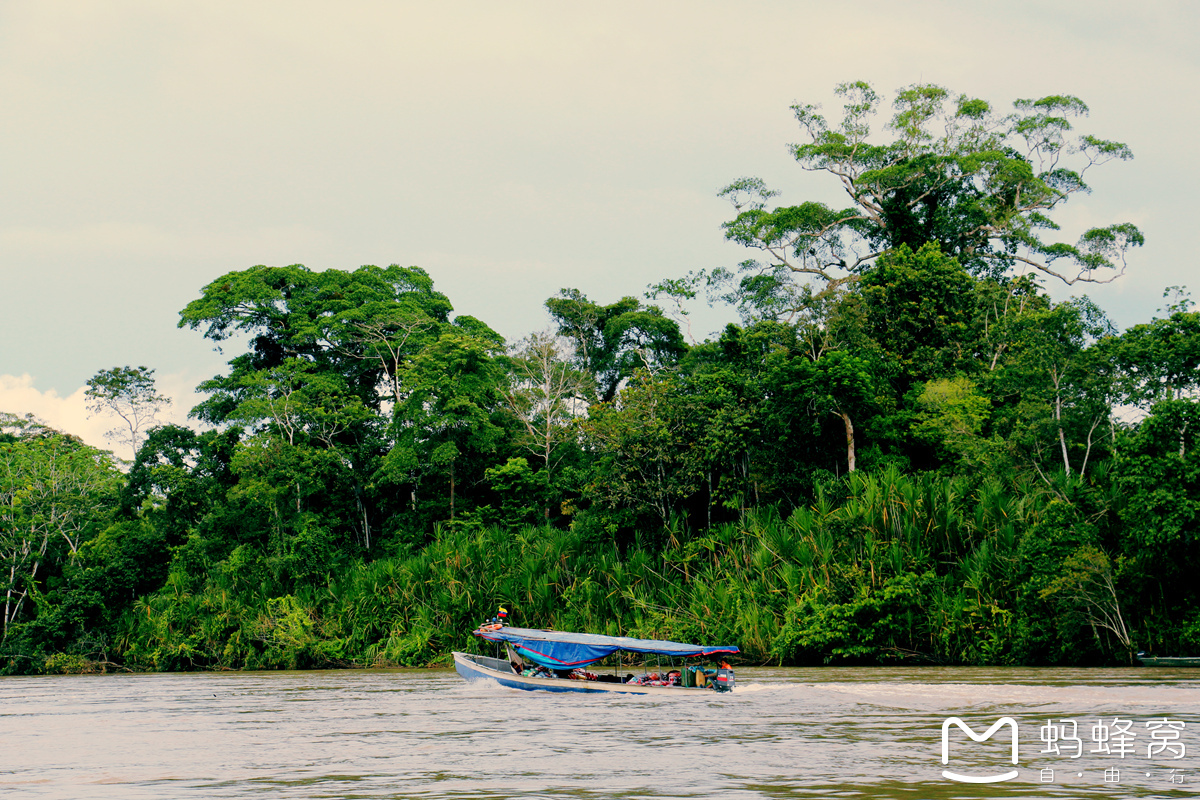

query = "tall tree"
[394,322,507,522]
[850,244,976,389]
[546,289,687,403]
[582,370,699,527]
[85,366,171,458]
[1108,304,1200,408]
[675,322,788,519]
[1117,399,1200,553]
[990,297,1116,477]
[178,263,456,552]
[766,349,879,474]
[719,81,1142,310]
[502,331,592,517]
[0,427,120,641]
[179,263,451,424]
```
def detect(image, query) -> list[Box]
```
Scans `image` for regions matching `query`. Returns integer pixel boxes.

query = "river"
[3,666,1198,799]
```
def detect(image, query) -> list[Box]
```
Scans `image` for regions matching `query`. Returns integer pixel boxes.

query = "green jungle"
[4,83,1198,674]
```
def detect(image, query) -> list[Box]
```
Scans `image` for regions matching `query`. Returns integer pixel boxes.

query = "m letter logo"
[941,717,1020,783]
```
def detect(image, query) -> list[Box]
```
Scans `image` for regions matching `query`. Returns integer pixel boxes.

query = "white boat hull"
[452,651,721,695]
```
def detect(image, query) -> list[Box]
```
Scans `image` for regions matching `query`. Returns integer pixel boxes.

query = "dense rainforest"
[4,83,1197,674]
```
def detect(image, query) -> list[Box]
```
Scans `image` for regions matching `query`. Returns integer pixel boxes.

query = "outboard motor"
[712,666,735,692]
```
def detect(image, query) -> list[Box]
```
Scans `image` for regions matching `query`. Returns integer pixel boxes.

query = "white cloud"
[0,374,105,447]
[0,372,201,462]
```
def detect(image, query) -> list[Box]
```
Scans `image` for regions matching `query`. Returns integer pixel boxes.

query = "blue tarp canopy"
[474,626,739,668]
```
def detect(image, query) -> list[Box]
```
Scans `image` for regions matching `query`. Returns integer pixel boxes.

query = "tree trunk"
[840,411,857,472]
[1058,425,1072,475]
[1052,371,1071,475]
[3,561,15,642]
[1080,415,1103,478]
[543,450,552,524]
[362,502,371,550]
[706,469,712,531]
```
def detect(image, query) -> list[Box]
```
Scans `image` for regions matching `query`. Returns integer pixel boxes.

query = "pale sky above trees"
[2,0,1197,456]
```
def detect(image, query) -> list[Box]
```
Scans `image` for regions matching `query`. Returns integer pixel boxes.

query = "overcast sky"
[2,1,1197,458]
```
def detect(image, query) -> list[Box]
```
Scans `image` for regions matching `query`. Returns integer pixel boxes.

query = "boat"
[453,624,739,695]
[1136,652,1200,667]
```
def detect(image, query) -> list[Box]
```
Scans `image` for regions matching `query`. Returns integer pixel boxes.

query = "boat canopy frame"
[473,626,739,669]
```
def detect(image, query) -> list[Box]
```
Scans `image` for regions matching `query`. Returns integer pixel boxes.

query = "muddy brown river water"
[3,666,1199,799]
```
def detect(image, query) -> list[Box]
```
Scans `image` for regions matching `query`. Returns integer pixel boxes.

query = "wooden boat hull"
[452,651,721,695]
[1137,655,1200,667]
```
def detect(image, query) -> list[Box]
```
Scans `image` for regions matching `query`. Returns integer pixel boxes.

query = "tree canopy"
[717,81,1142,319]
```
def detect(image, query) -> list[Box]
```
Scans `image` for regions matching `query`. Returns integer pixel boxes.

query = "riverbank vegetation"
[4,83,1197,673]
